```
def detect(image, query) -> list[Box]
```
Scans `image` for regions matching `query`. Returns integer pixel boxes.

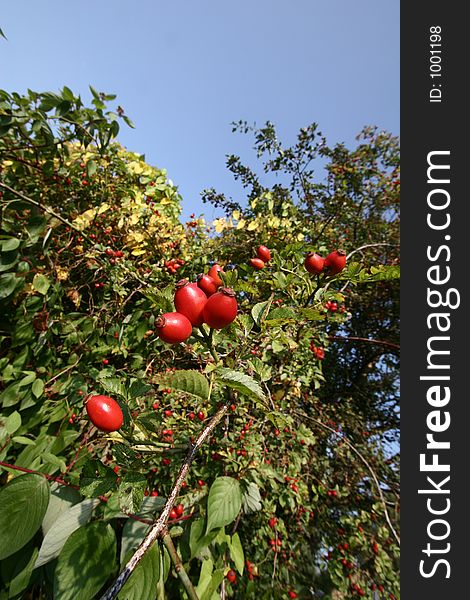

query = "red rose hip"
[256,245,271,262]
[86,394,124,432]
[208,263,224,288]
[156,312,193,344]
[304,252,325,274]
[324,249,347,275]
[174,279,208,326]
[249,257,265,270]
[203,287,238,329]
[197,273,218,296]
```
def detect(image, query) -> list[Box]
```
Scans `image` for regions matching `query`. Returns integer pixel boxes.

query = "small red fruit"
[227,569,237,584]
[174,279,208,326]
[208,263,224,288]
[102,358,109,365]
[288,591,297,598]
[249,257,265,270]
[256,245,271,262]
[203,287,238,329]
[304,252,325,274]
[169,509,178,520]
[197,411,205,421]
[197,273,218,296]
[175,503,184,517]
[85,395,124,432]
[268,517,277,529]
[156,312,193,344]
[324,249,347,275]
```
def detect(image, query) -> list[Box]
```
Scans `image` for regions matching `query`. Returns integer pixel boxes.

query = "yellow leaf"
[247,221,259,231]
[236,219,246,230]
[97,203,110,215]
[232,210,241,221]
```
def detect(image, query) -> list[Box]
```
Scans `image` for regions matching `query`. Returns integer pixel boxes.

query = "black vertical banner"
[401,4,467,599]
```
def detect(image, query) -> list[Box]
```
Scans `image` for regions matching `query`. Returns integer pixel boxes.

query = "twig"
[99,401,230,600]
[327,335,400,351]
[0,181,91,241]
[162,532,200,600]
[346,243,397,261]
[293,412,400,546]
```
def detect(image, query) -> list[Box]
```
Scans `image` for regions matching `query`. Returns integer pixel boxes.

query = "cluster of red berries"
[169,503,185,520]
[105,247,124,262]
[156,265,238,344]
[324,300,345,313]
[304,249,347,276]
[248,245,271,270]
[164,258,185,274]
[309,342,325,360]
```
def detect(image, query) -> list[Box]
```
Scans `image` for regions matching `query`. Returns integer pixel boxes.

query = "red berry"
[304,252,325,274]
[164,409,172,417]
[324,249,347,275]
[249,257,265,270]
[156,312,193,344]
[268,517,277,529]
[227,569,237,584]
[188,412,195,420]
[105,248,114,257]
[169,509,178,520]
[102,358,109,365]
[197,273,218,296]
[197,479,205,487]
[174,280,208,327]
[256,245,271,262]
[197,411,205,421]
[85,395,124,432]
[203,288,238,329]
[208,264,224,288]
[288,591,297,598]
[175,503,184,517]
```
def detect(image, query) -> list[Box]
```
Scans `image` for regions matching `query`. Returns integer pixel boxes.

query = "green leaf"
[229,533,244,575]
[0,541,38,598]
[0,473,50,560]
[206,477,242,533]
[32,378,44,398]
[96,375,127,399]
[5,410,21,434]
[86,160,97,177]
[156,369,210,401]
[53,522,117,600]
[0,273,20,299]
[41,482,82,535]
[32,273,50,295]
[128,379,152,399]
[216,368,266,404]
[0,237,20,251]
[299,308,325,321]
[251,297,273,327]
[79,460,119,498]
[117,473,147,513]
[35,498,100,568]
[200,568,225,600]
[265,306,297,326]
[118,544,160,600]
[195,556,214,598]
[241,482,262,514]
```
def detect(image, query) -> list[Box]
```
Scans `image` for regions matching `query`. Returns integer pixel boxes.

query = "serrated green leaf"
[265,307,297,326]
[79,460,118,498]
[128,379,152,399]
[251,297,273,326]
[0,473,50,560]
[54,522,116,600]
[35,498,100,568]
[118,473,147,513]
[206,477,242,533]
[96,376,127,398]
[242,482,262,514]
[216,368,266,404]
[156,369,210,401]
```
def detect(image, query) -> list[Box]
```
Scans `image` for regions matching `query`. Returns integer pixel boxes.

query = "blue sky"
[1,1,399,220]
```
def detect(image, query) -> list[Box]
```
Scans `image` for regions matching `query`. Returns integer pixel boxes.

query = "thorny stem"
[99,401,230,600]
